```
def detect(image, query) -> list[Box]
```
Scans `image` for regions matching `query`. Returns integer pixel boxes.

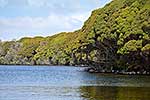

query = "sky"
[0,0,111,41]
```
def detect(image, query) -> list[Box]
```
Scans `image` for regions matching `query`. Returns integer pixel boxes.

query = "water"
[0,65,150,100]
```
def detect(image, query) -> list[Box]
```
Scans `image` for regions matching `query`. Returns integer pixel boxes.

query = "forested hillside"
[0,0,150,74]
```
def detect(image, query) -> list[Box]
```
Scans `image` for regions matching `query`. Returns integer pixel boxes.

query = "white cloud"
[27,0,45,7]
[0,13,88,29]
[0,0,112,40]
[0,12,90,40]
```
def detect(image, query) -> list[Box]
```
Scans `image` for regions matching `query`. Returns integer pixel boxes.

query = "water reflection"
[0,66,150,100]
[80,86,150,100]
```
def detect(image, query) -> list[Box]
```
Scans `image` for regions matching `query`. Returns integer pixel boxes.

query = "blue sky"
[0,0,111,41]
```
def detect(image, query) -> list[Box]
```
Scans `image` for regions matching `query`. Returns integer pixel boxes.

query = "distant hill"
[0,0,150,74]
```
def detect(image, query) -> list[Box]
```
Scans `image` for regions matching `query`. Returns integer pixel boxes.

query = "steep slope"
[76,0,150,73]
[0,0,149,74]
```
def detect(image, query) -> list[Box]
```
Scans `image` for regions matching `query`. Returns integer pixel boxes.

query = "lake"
[0,65,150,100]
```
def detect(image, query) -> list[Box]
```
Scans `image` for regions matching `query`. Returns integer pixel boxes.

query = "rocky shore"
[85,67,150,75]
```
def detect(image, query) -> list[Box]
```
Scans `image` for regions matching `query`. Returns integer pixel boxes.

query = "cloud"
[0,0,112,40]
[0,12,90,40]
[0,12,89,30]
[26,0,104,13]
[27,0,45,7]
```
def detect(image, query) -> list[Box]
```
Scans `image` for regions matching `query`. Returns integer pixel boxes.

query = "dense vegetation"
[0,0,150,74]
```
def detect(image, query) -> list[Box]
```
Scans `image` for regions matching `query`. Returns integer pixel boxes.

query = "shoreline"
[84,67,150,75]
[0,64,150,75]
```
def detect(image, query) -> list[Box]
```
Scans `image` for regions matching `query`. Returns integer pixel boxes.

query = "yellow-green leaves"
[118,40,143,54]
[142,44,150,51]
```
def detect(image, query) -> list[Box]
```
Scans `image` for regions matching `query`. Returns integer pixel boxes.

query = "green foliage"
[142,44,150,51]
[0,0,149,72]
[118,40,143,54]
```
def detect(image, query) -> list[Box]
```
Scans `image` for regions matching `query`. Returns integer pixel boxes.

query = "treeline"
[0,0,150,74]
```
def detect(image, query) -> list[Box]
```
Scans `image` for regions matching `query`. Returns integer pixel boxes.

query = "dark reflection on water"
[0,65,149,100]
[80,86,150,100]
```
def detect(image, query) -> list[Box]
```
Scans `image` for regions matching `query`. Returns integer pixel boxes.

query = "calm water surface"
[0,65,150,100]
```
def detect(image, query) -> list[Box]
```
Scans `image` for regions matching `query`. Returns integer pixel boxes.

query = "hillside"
[0,0,150,74]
